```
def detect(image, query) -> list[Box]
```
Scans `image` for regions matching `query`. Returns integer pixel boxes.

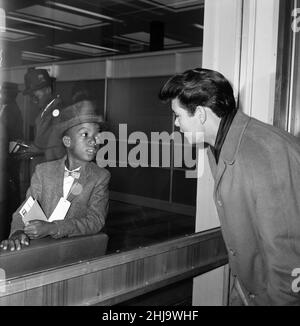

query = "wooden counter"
[0,228,227,306]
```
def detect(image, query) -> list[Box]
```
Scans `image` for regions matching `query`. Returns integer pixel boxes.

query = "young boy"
[0,100,110,251]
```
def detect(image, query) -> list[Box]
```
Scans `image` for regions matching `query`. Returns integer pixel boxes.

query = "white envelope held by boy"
[48,197,71,222]
[19,196,47,225]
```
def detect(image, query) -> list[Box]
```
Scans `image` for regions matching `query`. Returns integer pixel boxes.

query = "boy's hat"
[56,100,104,136]
[23,68,52,95]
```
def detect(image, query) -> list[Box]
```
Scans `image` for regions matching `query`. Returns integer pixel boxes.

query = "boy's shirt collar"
[64,166,81,172]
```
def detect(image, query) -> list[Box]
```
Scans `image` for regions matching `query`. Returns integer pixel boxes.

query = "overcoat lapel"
[207,111,251,193]
[207,148,227,193]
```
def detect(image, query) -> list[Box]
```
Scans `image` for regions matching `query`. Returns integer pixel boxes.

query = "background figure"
[0,88,9,240]
[0,82,24,236]
[23,67,65,162]
[0,82,23,141]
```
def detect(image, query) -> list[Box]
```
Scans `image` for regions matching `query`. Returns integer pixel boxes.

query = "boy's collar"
[64,165,81,173]
[64,156,87,171]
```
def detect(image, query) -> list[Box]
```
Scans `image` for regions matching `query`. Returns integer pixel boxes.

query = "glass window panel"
[55,80,106,115]
[172,169,197,206]
[107,76,173,138]
[108,166,170,201]
[0,0,204,279]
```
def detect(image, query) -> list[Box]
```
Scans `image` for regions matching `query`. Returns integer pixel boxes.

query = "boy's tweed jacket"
[10,157,110,238]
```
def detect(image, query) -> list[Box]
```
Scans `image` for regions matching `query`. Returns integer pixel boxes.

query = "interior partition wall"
[275,0,300,137]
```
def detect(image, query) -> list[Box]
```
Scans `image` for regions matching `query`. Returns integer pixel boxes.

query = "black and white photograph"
[0,0,299,310]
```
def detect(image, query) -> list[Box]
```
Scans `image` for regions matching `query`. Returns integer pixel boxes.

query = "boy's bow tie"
[64,170,80,179]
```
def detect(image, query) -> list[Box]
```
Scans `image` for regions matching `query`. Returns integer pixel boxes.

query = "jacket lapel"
[45,158,65,217]
[54,157,65,199]
[67,162,91,202]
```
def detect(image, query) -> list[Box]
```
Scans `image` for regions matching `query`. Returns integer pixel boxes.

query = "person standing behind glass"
[0,82,24,219]
[23,68,65,162]
[1,82,23,142]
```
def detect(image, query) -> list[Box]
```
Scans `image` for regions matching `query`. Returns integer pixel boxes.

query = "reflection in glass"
[0,0,204,278]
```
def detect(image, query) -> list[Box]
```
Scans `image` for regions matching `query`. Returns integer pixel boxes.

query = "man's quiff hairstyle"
[159,68,236,117]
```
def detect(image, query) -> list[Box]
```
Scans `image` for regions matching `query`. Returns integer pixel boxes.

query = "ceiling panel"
[139,0,204,12]
[49,43,112,56]
[0,27,38,41]
[22,50,61,61]
[0,30,33,41]
[115,31,186,48]
[16,5,104,28]
[1,0,204,67]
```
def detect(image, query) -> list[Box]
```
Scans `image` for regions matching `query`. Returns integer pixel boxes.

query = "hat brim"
[23,89,33,95]
[23,81,51,95]
[56,115,105,137]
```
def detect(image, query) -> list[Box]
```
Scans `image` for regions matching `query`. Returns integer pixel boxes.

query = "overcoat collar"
[207,110,250,186]
[220,110,250,164]
[209,110,250,166]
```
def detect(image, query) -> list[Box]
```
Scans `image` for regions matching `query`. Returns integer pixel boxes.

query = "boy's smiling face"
[63,122,100,167]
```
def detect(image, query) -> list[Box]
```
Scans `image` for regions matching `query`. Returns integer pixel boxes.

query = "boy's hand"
[24,220,58,239]
[0,231,30,251]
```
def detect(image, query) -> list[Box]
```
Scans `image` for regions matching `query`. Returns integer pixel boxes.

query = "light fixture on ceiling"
[22,51,61,61]
[14,5,109,30]
[115,32,184,47]
[168,0,204,7]
[77,42,119,53]
[0,32,35,42]
[193,23,204,29]
[140,0,204,11]
[48,43,111,56]
[7,15,70,31]
[46,1,123,23]
[0,26,39,35]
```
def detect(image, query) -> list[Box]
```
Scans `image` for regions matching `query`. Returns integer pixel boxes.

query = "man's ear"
[195,106,207,124]
[62,135,71,148]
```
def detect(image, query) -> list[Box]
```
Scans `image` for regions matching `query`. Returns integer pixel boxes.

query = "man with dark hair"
[159,68,300,306]
[23,67,65,161]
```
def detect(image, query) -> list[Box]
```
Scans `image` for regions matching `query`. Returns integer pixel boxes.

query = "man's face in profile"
[30,87,51,109]
[172,97,205,145]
